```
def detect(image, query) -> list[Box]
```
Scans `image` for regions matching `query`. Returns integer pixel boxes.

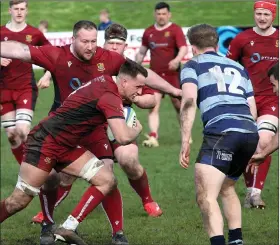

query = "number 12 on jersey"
[209,65,244,95]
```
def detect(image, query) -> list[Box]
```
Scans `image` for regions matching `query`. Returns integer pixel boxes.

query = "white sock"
[62,215,79,231]
[247,187,261,196]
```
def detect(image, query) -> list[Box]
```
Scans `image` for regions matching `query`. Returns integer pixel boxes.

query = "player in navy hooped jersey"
[179,24,259,245]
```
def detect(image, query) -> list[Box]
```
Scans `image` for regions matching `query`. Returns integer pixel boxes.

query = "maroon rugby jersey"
[38,75,124,147]
[142,23,186,75]
[28,45,126,111]
[0,24,51,90]
[227,28,279,96]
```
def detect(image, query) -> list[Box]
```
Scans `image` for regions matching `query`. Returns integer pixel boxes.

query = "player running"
[0,61,146,245]
[0,0,50,164]
[226,0,278,209]
[136,2,188,147]
[180,24,259,245]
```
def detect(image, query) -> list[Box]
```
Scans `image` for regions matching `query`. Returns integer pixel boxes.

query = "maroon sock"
[54,184,73,207]
[11,143,24,165]
[39,189,58,224]
[149,132,158,138]
[71,186,105,223]
[0,200,11,223]
[128,171,154,205]
[102,188,123,235]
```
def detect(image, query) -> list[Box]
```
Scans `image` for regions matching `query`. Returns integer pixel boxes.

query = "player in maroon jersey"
[1,20,182,245]
[103,23,162,216]
[55,24,161,245]
[0,0,51,165]
[227,0,279,209]
[0,61,146,245]
[249,63,279,170]
[136,2,188,147]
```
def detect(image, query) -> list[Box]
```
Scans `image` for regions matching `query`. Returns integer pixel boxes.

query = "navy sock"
[210,235,226,245]
[228,228,243,244]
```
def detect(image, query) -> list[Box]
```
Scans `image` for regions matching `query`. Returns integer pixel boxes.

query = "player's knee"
[119,153,142,178]
[220,186,236,198]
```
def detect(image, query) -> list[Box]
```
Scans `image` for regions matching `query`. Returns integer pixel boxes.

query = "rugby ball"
[107,106,137,142]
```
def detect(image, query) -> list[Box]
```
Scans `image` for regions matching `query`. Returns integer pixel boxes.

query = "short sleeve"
[226,34,242,61]
[29,45,60,73]
[109,51,126,76]
[142,85,154,95]
[38,32,51,46]
[180,60,199,87]
[97,92,125,120]
[174,25,187,48]
[142,29,149,48]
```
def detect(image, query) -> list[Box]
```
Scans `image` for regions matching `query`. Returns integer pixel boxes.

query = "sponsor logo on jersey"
[97,63,105,72]
[250,52,279,63]
[26,35,32,42]
[164,31,170,37]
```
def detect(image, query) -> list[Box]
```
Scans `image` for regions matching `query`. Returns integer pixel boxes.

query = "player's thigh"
[195,163,226,202]
[19,162,50,189]
[114,142,139,167]
[219,177,237,197]
[60,150,113,186]
[15,88,37,133]
[1,109,17,137]
[257,114,278,149]
[80,125,114,161]
[227,133,259,181]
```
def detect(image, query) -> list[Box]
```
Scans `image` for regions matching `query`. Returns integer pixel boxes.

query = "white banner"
[33,28,193,69]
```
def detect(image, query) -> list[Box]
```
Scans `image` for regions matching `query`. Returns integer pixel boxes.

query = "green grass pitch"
[0,1,278,244]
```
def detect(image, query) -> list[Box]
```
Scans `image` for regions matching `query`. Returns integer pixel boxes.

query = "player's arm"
[249,131,278,167]
[133,94,156,109]
[245,78,257,120]
[226,34,242,61]
[136,29,149,64]
[169,26,188,70]
[37,71,52,89]
[247,97,257,120]
[180,83,197,148]
[97,91,142,145]
[107,118,142,145]
[0,41,31,62]
[145,68,182,98]
[135,45,148,64]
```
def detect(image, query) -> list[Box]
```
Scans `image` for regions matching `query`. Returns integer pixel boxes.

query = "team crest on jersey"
[97,63,105,72]
[164,31,170,37]
[26,35,32,42]
[276,40,279,48]
[4,37,8,41]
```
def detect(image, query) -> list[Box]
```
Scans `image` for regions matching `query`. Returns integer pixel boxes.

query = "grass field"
[0,1,279,245]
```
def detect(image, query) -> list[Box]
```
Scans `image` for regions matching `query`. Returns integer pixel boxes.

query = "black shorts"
[196,132,259,180]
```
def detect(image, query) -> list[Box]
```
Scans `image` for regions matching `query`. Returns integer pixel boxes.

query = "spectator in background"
[98,9,113,30]
[38,20,49,33]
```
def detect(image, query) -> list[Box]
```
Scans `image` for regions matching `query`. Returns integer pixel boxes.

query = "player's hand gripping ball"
[107,106,137,142]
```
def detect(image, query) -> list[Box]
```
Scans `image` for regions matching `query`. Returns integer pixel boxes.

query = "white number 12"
[209,65,243,95]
